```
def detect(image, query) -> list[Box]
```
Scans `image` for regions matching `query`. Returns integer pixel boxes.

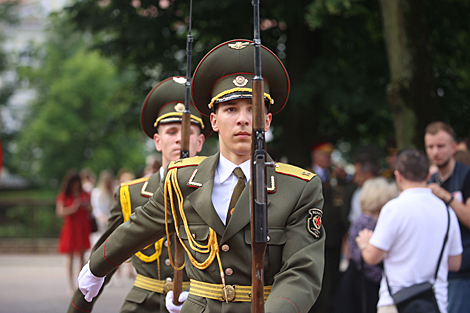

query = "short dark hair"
[354,153,380,177]
[458,136,470,152]
[425,121,455,140]
[395,149,429,182]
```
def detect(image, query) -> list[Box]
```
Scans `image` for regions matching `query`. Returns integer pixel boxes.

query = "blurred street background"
[0,252,134,313]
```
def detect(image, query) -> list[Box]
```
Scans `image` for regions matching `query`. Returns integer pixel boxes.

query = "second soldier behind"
[68,76,209,313]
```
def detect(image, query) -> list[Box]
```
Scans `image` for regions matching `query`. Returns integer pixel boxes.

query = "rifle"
[250,0,273,312]
[172,0,194,305]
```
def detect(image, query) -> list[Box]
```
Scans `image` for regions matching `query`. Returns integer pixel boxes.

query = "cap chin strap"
[208,87,273,109]
[154,112,204,129]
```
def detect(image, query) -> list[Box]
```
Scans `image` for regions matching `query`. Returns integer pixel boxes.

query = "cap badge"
[228,42,249,50]
[174,103,185,112]
[233,76,248,87]
[173,77,186,85]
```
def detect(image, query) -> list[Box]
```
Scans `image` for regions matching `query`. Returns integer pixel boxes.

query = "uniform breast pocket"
[178,224,218,272]
[244,227,286,279]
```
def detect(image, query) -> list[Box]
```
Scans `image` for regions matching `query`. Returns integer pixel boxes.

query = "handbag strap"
[385,203,450,296]
[434,205,450,280]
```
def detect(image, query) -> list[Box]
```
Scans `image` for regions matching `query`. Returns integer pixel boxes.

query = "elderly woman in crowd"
[334,177,398,313]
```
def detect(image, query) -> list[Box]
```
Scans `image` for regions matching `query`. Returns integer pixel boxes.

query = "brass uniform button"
[225,268,233,276]
[192,233,196,239]
[165,259,171,266]
[221,244,230,252]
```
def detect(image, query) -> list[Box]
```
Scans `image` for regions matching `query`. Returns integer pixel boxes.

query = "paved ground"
[0,254,135,313]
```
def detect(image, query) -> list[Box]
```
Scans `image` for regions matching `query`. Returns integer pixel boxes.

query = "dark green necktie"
[226,167,246,224]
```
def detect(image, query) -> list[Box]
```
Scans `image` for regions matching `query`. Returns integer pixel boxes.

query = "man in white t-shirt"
[356,149,463,313]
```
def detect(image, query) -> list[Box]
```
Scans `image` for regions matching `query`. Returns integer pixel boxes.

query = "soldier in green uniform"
[77,40,325,313]
[68,76,209,313]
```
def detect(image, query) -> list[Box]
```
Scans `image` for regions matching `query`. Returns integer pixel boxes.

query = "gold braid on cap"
[164,167,229,300]
[208,87,273,109]
[154,112,205,129]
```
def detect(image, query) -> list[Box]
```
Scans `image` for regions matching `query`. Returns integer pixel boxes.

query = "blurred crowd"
[55,155,162,294]
[309,121,470,313]
[54,119,470,313]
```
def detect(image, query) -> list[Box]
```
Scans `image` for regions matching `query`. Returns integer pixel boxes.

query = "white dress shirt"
[211,154,250,225]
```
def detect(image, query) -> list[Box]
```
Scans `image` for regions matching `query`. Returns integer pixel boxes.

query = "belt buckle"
[164,281,174,294]
[222,285,236,302]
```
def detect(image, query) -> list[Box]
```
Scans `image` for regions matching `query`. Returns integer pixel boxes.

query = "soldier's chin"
[233,143,251,154]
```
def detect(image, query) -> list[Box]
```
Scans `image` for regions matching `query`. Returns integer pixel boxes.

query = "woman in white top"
[90,170,114,236]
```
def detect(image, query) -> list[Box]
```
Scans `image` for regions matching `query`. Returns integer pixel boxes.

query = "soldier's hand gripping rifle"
[172,0,194,305]
[250,0,274,312]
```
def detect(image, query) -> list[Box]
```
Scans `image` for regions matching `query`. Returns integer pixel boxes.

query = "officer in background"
[67,77,209,313]
[77,39,325,313]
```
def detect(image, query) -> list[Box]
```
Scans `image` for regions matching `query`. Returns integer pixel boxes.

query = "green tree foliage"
[0,0,20,170]
[308,0,470,149]
[65,0,395,166]
[65,0,469,165]
[12,13,148,186]
[425,0,470,139]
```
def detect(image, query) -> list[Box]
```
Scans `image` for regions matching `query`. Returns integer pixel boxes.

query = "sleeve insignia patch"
[307,208,322,238]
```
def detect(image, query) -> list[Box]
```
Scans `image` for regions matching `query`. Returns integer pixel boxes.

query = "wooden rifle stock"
[172,0,193,304]
[251,1,270,312]
[251,78,268,313]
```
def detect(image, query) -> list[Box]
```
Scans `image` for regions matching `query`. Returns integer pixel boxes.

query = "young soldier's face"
[210,98,272,162]
[154,123,205,166]
[424,130,456,169]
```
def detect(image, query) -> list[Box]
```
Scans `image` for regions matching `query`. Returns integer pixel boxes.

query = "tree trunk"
[378,0,440,150]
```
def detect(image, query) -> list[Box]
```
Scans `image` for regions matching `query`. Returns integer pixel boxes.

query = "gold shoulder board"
[275,163,317,182]
[120,176,150,187]
[168,156,207,169]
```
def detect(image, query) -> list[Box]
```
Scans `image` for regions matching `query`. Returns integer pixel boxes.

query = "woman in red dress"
[56,170,92,292]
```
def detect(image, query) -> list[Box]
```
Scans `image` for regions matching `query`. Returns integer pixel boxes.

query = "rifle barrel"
[173,0,194,304]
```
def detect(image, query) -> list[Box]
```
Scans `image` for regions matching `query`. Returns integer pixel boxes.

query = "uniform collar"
[216,154,251,184]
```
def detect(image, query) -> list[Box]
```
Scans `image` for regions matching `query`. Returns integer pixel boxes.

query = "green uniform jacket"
[89,153,325,313]
[68,172,189,313]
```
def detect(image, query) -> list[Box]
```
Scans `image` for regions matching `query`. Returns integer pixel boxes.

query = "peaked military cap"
[192,39,290,116]
[141,76,211,138]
